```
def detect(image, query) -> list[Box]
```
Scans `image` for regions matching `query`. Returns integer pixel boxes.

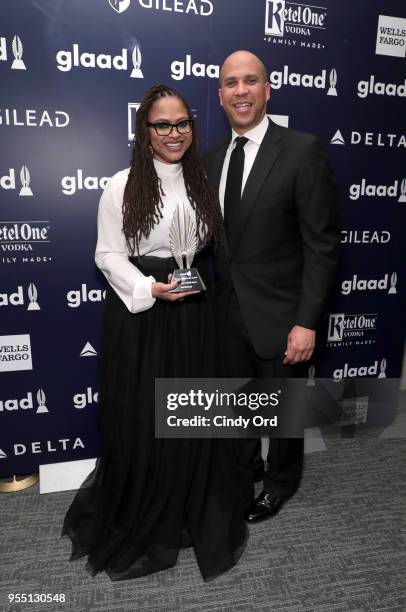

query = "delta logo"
[330,129,406,149]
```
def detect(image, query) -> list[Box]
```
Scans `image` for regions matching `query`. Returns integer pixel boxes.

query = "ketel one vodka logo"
[0,283,41,310]
[327,313,377,346]
[264,0,327,49]
[333,358,387,381]
[0,388,48,413]
[0,35,26,70]
[349,178,406,202]
[56,43,144,78]
[108,0,131,12]
[269,66,338,95]
[0,165,33,196]
[341,272,397,296]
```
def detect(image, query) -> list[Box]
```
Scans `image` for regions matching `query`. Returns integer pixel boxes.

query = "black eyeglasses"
[147,119,194,136]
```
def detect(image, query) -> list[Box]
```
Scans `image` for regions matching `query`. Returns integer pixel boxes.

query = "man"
[205,51,340,522]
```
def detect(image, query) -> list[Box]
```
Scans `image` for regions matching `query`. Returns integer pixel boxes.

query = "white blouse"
[95,159,199,314]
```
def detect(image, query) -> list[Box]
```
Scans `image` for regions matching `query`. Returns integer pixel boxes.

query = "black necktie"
[224,136,248,239]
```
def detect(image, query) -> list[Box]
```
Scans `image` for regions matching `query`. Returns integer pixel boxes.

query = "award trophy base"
[169,268,206,293]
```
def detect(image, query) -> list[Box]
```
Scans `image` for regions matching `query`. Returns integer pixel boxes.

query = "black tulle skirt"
[61,250,253,581]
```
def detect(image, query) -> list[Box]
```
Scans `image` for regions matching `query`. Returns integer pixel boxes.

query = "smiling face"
[148,95,193,164]
[219,51,270,134]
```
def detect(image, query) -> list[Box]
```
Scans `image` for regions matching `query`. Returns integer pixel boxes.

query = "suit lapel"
[228,120,282,256]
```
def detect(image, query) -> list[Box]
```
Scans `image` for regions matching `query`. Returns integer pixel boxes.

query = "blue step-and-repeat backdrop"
[0,0,405,476]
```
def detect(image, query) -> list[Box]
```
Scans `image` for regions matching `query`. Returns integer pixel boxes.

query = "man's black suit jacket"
[205,119,340,360]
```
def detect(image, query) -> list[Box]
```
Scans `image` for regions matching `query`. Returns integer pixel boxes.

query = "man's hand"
[283,325,315,365]
[151,274,201,302]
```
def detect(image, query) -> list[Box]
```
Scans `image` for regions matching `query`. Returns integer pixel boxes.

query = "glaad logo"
[327,313,377,347]
[269,66,338,95]
[171,55,219,81]
[376,15,406,58]
[13,438,85,456]
[109,0,131,12]
[349,178,406,202]
[0,283,41,310]
[56,44,144,78]
[0,389,48,413]
[61,170,110,195]
[341,230,391,245]
[0,448,7,459]
[264,0,327,49]
[67,284,106,308]
[0,221,52,265]
[73,386,99,409]
[341,272,397,296]
[0,334,33,372]
[0,35,26,69]
[331,129,406,149]
[357,76,406,98]
[333,358,387,381]
[80,342,98,357]
[0,166,33,196]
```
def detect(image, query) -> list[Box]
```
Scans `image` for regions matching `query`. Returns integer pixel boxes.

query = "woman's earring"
[148,144,154,157]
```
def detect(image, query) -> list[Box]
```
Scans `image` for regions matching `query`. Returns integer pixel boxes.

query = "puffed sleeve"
[95,171,156,313]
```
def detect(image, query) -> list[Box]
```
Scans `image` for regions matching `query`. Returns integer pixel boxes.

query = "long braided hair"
[123,84,223,255]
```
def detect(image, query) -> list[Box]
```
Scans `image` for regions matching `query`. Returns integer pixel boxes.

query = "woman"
[62,85,253,581]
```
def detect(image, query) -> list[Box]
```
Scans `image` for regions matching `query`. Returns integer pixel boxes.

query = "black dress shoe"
[245,490,288,523]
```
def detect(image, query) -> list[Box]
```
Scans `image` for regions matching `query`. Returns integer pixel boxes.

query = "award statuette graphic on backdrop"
[169,204,206,293]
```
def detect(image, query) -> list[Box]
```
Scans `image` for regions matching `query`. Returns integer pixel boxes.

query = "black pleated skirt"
[61,250,253,581]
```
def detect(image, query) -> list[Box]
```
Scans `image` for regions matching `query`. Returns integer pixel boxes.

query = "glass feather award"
[169,203,206,293]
